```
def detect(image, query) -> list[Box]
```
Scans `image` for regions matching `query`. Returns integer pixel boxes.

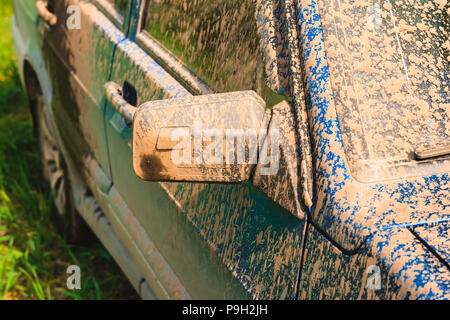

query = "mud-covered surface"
[139,0,298,108]
[318,0,449,182]
[413,221,450,265]
[256,0,292,96]
[35,0,450,299]
[108,5,306,297]
[296,0,450,253]
[40,0,125,175]
[132,90,266,182]
[253,100,308,218]
[251,0,313,216]
[142,0,266,99]
[315,173,450,251]
[299,224,450,299]
[165,181,305,299]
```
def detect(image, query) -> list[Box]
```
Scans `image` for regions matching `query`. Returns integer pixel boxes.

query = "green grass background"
[0,0,137,299]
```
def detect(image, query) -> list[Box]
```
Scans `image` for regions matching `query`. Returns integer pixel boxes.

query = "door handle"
[104,82,137,124]
[36,0,57,26]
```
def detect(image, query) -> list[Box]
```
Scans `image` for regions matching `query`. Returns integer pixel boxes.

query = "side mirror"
[105,82,311,216]
[130,90,268,182]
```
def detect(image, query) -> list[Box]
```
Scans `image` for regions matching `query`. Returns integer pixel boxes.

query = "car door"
[37,0,130,176]
[104,0,308,299]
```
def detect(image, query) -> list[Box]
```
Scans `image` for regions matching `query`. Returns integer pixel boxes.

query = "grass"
[0,0,138,299]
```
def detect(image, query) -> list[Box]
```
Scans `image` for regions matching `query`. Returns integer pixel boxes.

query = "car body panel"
[103,0,307,299]
[82,154,191,299]
[12,0,53,111]
[296,0,450,251]
[105,36,305,301]
[317,0,449,184]
[37,0,127,177]
[299,224,450,299]
[105,37,250,300]
[295,0,449,299]
[12,0,449,300]
[413,222,450,266]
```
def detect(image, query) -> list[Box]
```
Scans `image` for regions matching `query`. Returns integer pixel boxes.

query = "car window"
[104,0,129,15]
[141,0,288,107]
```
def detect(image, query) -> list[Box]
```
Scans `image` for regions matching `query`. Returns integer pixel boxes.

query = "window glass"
[143,0,286,106]
[104,0,129,16]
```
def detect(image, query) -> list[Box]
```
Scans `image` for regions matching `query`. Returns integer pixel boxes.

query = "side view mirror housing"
[105,82,310,217]
[132,91,268,182]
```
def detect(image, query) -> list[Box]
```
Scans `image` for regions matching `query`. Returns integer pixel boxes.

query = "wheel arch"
[23,59,42,136]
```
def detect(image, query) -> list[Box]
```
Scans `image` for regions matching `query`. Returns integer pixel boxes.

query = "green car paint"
[13,0,307,299]
[105,0,306,299]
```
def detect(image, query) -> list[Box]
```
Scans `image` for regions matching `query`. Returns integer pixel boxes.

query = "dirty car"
[12,0,449,299]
